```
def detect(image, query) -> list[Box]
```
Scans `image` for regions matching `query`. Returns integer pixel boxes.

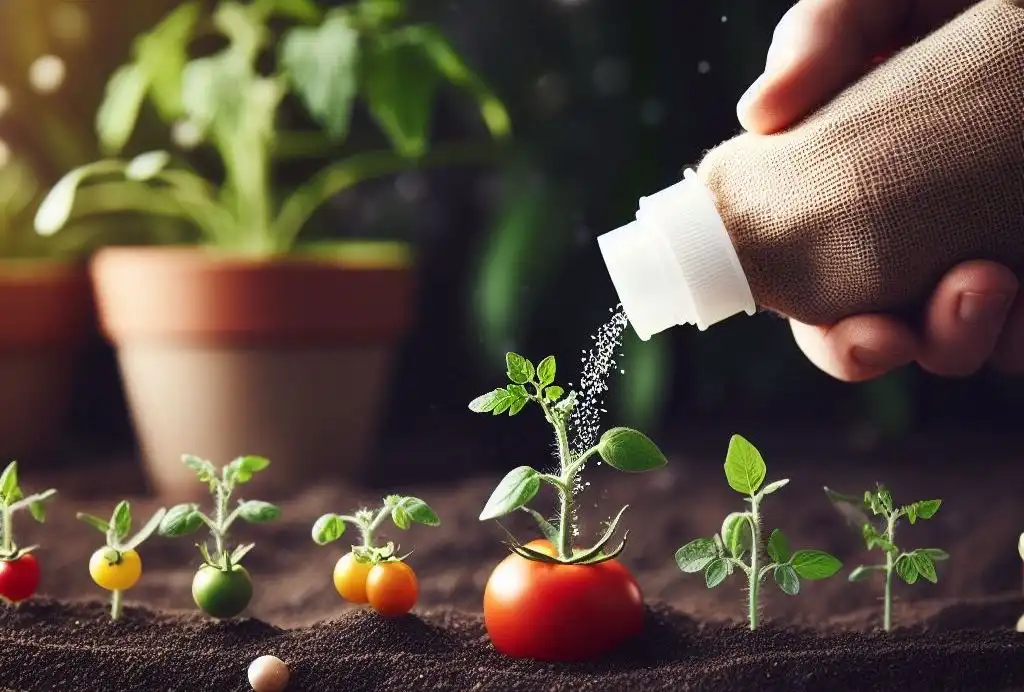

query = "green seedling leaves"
[391,504,411,530]
[112,501,132,540]
[126,151,171,181]
[521,507,559,544]
[281,12,360,140]
[675,538,719,574]
[597,428,668,473]
[312,514,345,545]
[766,528,791,564]
[262,0,321,21]
[721,512,752,558]
[791,550,842,580]
[237,500,281,524]
[96,64,149,154]
[544,385,565,402]
[903,499,941,524]
[723,434,766,495]
[919,548,949,562]
[398,497,440,526]
[895,554,918,584]
[505,352,534,385]
[28,499,47,523]
[862,524,897,553]
[183,455,218,486]
[758,479,789,498]
[160,504,204,537]
[469,386,528,416]
[704,558,730,588]
[77,513,111,534]
[0,461,17,504]
[480,466,541,520]
[908,551,939,584]
[230,542,255,565]
[774,564,800,595]
[226,455,271,485]
[537,356,556,386]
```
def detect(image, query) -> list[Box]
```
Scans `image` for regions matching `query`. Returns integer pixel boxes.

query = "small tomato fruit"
[0,553,40,602]
[89,548,142,591]
[483,539,644,661]
[333,552,373,603]
[192,564,253,618]
[366,560,418,617]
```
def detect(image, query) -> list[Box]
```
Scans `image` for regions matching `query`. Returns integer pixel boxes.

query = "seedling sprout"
[826,484,947,632]
[157,455,280,618]
[469,352,667,564]
[0,461,57,603]
[77,501,167,620]
[675,435,842,631]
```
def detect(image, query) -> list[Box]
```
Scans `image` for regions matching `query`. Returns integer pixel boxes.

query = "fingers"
[736,0,977,134]
[916,261,1018,376]
[790,313,917,383]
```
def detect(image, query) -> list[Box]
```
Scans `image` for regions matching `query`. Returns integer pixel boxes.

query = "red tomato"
[0,553,40,602]
[483,539,644,661]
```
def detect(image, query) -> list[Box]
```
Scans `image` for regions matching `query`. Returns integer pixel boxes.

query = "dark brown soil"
[2,428,1023,690]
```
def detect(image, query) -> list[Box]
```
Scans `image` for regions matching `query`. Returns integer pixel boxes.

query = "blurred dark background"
[1,0,1019,485]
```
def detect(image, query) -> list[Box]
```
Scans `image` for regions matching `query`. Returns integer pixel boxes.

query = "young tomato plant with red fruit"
[157,455,281,619]
[77,501,167,620]
[0,461,57,603]
[312,495,439,617]
[469,352,667,661]
[675,435,842,631]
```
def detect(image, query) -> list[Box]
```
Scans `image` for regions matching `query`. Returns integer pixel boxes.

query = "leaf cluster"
[311,494,439,563]
[0,461,57,558]
[34,0,510,255]
[77,501,167,554]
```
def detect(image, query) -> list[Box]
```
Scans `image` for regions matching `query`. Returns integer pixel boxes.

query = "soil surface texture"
[1,427,1022,690]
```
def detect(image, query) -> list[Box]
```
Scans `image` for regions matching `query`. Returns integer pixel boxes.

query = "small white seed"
[1016,613,1024,633]
[248,655,289,692]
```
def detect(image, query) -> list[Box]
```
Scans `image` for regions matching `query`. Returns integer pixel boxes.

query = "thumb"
[736,0,909,134]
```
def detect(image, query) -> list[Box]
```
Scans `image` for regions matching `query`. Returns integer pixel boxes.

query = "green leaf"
[112,501,132,540]
[791,549,842,580]
[544,386,565,402]
[505,385,529,416]
[227,456,271,485]
[281,13,360,140]
[920,548,949,562]
[862,524,897,553]
[774,564,800,595]
[704,558,729,588]
[132,1,200,120]
[76,513,111,534]
[505,352,534,385]
[261,0,321,21]
[766,528,791,564]
[723,434,766,495]
[214,2,267,61]
[312,514,345,545]
[362,34,440,157]
[391,504,411,530]
[126,151,171,181]
[230,542,255,565]
[28,500,47,523]
[236,500,280,523]
[895,555,919,584]
[468,388,511,414]
[910,551,938,583]
[915,499,941,520]
[521,507,559,544]
[198,541,215,566]
[182,455,217,484]
[597,427,668,473]
[0,461,17,504]
[848,564,884,582]
[675,538,718,574]
[537,356,556,386]
[720,512,752,558]
[159,504,203,537]
[400,497,440,526]
[96,64,149,155]
[758,479,789,497]
[122,508,167,551]
[479,466,540,520]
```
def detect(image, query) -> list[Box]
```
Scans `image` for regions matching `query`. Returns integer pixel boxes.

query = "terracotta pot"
[0,260,93,461]
[90,246,413,500]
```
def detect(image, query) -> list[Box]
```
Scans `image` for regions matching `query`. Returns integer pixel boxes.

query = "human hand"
[736,0,1024,381]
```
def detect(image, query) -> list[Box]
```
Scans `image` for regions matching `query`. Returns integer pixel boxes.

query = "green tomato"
[192,564,253,618]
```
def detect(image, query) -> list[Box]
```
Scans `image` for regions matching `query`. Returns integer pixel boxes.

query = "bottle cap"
[597,169,755,340]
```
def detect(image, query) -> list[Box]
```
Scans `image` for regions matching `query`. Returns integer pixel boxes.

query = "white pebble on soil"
[248,655,289,692]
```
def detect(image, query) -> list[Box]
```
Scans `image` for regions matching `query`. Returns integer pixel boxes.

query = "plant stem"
[748,499,762,631]
[0,505,11,554]
[213,483,228,562]
[883,513,897,632]
[111,590,123,621]
[361,508,392,548]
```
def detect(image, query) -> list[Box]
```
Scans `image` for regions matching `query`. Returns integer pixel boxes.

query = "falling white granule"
[697,61,711,75]
[568,304,629,457]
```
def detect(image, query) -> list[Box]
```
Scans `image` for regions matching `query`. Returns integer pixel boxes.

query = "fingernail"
[958,292,1010,325]
[850,346,893,369]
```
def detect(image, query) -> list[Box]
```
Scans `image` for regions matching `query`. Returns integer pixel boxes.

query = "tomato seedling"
[675,435,842,631]
[77,501,167,620]
[825,484,947,632]
[469,352,667,661]
[312,495,439,617]
[157,455,281,619]
[0,461,56,603]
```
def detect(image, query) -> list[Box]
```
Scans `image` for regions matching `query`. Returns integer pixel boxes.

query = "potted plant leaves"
[34,0,510,498]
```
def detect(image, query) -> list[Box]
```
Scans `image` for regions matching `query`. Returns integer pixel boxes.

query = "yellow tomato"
[89,548,142,591]
[366,560,418,617]
[333,552,372,603]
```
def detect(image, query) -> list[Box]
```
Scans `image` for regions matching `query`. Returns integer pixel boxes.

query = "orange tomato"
[366,560,418,617]
[333,552,373,603]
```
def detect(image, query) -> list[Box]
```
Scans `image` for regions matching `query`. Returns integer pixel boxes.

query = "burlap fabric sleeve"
[696,0,1024,325]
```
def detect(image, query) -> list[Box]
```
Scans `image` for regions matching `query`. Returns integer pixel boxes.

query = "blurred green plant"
[35,0,510,255]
